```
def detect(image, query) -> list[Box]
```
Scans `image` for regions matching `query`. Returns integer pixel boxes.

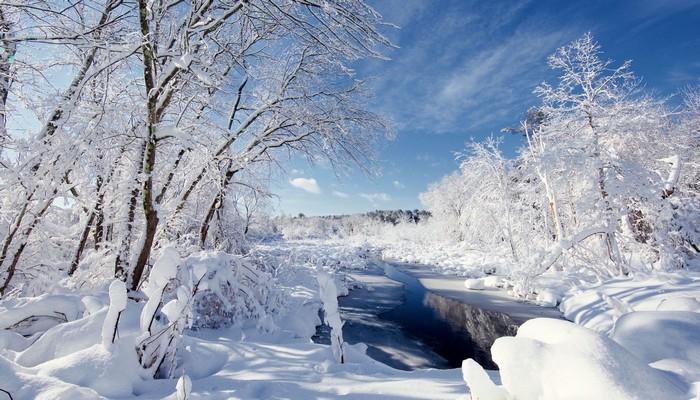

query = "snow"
[489,318,688,399]
[2,238,700,399]
[611,311,700,369]
[464,278,485,290]
[462,358,507,400]
[0,294,83,336]
[175,374,192,400]
[101,279,126,350]
[316,266,345,363]
[139,246,181,335]
[535,288,561,307]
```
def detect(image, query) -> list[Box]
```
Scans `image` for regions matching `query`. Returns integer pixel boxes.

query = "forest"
[0,1,699,399]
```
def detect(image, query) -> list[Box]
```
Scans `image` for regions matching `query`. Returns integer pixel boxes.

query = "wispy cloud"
[428,29,570,132]
[371,1,574,135]
[360,193,391,203]
[393,180,405,189]
[290,178,321,194]
[332,191,349,198]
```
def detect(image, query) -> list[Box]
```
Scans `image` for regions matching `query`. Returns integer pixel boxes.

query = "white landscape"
[1,239,699,399]
[1,1,700,399]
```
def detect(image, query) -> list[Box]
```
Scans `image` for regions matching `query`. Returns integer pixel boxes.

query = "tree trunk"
[0,195,54,295]
[199,167,239,248]
[69,209,97,276]
[128,0,160,291]
[0,7,15,155]
[114,168,141,281]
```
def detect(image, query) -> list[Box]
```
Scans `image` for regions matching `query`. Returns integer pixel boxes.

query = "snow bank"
[0,355,104,400]
[0,294,83,336]
[611,311,700,383]
[36,341,144,398]
[561,272,700,333]
[15,308,106,367]
[464,318,689,400]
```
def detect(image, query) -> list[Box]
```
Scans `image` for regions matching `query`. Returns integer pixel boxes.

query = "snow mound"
[16,309,106,367]
[36,341,144,398]
[611,311,700,367]
[462,358,507,400]
[179,337,229,379]
[0,355,103,400]
[656,296,700,313]
[466,318,689,400]
[483,275,505,288]
[535,289,560,307]
[560,273,700,333]
[0,294,83,336]
[464,278,485,290]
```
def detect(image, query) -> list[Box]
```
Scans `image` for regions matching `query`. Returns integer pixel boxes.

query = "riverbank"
[335,259,561,371]
[386,261,562,324]
[2,239,699,399]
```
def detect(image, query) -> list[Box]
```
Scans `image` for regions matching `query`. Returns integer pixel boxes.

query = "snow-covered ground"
[1,239,699,399]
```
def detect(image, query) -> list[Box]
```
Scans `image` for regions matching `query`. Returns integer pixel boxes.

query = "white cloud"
[290,178,321,194]
[360,193,391,203]
[332,191,349,198]
[393,180,405,189]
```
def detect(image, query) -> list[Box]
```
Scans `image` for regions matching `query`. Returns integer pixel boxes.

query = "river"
[313,260,562,371]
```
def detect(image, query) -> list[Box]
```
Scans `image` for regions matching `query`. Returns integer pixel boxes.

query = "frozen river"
[315,261,562,371]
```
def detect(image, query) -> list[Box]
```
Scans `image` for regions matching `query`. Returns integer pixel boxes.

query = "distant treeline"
[294,210,432,225]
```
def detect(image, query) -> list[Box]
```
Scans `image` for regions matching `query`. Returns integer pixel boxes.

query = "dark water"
[380,264,518,369]
[314,263,518,370]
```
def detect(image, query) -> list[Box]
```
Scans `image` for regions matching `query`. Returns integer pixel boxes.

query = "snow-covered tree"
[0,0,394,297]
[421,34,700,286]
[419,172,468,242]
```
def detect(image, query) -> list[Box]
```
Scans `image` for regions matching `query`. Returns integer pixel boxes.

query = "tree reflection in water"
[314,263,520,371]
[423,292,519,368]
[379,263,518,370]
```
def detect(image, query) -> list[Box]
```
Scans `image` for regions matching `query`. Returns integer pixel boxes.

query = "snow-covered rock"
[490,318,689,399]
[535,289,560,307]
[464,278,485,290]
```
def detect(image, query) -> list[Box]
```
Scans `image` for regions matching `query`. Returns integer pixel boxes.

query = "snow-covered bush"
[135,247,283,378]
[0,294,83,337]
[317,267,345,363]
[101,280,127,350]
[185,251,283,330]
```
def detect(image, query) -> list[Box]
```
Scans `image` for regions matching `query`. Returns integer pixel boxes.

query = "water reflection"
[380,263,517,369]
[314,263,520,371]
[423,292,518,368]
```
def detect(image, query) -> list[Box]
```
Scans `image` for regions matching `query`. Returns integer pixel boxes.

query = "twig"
[0,387,13,400]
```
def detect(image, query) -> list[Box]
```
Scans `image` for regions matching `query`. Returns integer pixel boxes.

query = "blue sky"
[273,0,700,216]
